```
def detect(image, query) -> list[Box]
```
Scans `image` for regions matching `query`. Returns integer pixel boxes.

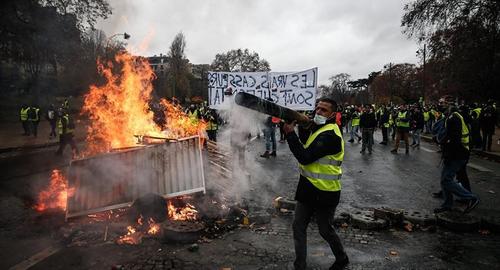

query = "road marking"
[9,246,60,270]
[420,146,436,153]
[467,163,492,172]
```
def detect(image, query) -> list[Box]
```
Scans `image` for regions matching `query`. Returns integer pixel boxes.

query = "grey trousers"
[293,201,347,270]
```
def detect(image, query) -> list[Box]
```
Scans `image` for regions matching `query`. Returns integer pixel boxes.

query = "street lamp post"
[416,44,426,102]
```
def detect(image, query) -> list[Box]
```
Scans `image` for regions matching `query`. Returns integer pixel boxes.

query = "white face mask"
[313,114,328,125]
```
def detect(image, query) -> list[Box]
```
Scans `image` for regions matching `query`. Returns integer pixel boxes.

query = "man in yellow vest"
[283,97,348,270]
[186,104,200,125]
[20,104,30,135]
[55,108,79,157]
[391,104,411,154]
[205,109,219,142]
[434,105,479,213]
[348,106,361,143]
[27,104,40,137]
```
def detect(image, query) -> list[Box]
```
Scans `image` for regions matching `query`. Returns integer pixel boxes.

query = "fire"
[168,201,198,221]
[147,218,160,235]
[117,225,142,245]
[81,51,206,156]
[34,169,73,212]
[117,216,160,245]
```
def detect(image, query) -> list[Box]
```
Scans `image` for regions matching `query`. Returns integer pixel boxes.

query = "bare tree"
[167,32,191,100]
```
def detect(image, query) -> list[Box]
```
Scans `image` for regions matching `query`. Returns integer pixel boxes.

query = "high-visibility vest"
[448,112,470,150]
[188,110,199,125]
[206,118,218,131]
[20,107,29,121]
[298,123,344,192]
[396,111,410,128]
[351,112,360,126]
[388,114,394,126]
[423,111,430,121]
[57,115,74,135]
[470,108,481,119]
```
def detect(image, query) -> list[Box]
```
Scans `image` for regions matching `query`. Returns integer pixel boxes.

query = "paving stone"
[374,207,404,225]
[248,210,272,224]
[403,210,436,226]
[273,197,296,211]
[350,210,388,230]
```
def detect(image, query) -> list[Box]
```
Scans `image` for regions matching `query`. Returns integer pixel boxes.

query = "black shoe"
[433,207,451,214]
[360,150,365,154]
[432,191,443,198]
[463,198,480,213]
[390,149,397,154]
[357,137,362,143]
[330,255,349,270]
[270,151,276,157]
[405,149,409,154]
[348,139,354,143]
[411,142,416,146]
[260,151,270,158]
[380,141,387,145]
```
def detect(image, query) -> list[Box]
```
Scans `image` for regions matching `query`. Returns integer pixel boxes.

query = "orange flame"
[81,51,205,156]
[34,169,73,212]
[147,218,160,235]
[117,225,142,245]
[168,201,198,221]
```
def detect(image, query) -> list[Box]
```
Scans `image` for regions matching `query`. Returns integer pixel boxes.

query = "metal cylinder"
[234,92,311,125]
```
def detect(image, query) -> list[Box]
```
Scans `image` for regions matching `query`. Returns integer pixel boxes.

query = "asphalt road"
[1,129,499,269]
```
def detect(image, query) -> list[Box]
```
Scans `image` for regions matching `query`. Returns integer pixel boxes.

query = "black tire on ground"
[129,193,167,223]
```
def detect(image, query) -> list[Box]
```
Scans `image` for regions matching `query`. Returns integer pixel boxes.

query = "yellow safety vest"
[57,115,74,135]
[298,123,344,192]
[351,112,360,126]
[423,111,430,122]
[188,110,199,125]
[450,112,470,150]
[470,108,481,119]
[20,108,29,121]
[396,111,409,128]
[388,114,394,126]
[206,119,218,131]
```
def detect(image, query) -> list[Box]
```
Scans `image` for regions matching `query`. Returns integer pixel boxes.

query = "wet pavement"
[1,127,500,269]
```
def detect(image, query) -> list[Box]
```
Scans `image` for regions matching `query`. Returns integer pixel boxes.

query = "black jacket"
[286,119,342,207]
[442,113,469,160]
[411,111,425,130]
[360,112,377,129]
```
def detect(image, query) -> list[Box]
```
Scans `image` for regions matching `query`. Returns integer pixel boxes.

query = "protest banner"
[207,68,317,110]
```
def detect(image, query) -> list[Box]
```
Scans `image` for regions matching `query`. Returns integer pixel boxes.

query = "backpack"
[432,117,447,144]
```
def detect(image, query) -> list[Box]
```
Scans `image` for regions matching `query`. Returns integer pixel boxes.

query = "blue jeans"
[412,129,421,145]
[350,125,360,141]
[441,159,477,209]
[263,126,276,152]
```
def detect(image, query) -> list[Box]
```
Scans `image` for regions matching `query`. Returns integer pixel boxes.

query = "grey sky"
[96,0,419,85]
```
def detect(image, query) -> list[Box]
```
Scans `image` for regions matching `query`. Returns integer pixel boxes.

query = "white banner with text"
[207,68,317,110]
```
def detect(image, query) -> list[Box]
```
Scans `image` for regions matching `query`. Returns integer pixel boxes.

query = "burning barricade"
[33,51,240,247]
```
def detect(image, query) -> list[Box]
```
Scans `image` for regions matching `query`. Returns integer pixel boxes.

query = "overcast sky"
[96,0,419,85]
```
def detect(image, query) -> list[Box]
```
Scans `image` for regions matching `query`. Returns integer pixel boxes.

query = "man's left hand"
[283,121,297,135]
